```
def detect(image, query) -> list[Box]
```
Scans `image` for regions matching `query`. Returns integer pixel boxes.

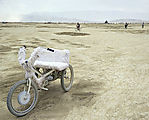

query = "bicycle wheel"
[7,80,38,116]
[61,64,74,92]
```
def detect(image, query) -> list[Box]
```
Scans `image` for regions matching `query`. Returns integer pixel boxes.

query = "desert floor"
[0,23,149,120]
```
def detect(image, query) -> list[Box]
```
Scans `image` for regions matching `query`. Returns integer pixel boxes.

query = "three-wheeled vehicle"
[7,46,74,116]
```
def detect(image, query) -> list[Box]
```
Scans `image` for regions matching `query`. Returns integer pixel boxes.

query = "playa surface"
[0,23,149,120]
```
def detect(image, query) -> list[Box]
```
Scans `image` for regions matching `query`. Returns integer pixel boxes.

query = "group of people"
[125,22,145,29]
[75,22,145,31]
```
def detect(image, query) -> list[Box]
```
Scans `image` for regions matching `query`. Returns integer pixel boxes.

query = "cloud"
[0,0,149,21]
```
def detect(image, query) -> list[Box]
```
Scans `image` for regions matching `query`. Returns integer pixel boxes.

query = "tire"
[7,80,38,117]
[61,64,74,92]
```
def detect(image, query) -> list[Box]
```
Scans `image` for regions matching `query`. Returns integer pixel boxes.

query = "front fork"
[27,78,32,94]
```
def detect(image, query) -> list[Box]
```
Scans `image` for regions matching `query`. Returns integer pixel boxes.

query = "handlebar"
[18,46,26,65]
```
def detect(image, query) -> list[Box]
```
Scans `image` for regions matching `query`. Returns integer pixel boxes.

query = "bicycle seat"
[29,47,70,71]
[34,61,69,71]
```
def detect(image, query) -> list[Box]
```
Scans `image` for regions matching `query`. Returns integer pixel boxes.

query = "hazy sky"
[0,0,149,22]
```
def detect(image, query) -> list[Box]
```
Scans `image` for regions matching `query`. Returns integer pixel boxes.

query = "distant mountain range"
[21,11,149,23]
[22,12,90,23]
[110,19,148,23]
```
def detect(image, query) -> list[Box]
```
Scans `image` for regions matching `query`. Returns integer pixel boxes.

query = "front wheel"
[61,64,74,92]
[7,80,38,117]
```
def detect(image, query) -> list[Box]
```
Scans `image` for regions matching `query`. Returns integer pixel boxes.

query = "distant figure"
[125,22,128,29]
[76,22,80,31]
[105,20,108,24]
[142,22,144,28]
[2,21,8,24]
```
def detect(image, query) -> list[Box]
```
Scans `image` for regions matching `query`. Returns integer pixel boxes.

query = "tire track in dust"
[50,38,91,48]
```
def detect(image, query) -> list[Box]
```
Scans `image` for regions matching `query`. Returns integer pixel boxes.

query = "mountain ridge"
[21,11,149,23]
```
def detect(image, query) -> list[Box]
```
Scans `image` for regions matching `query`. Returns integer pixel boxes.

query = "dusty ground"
[0,23,149,120]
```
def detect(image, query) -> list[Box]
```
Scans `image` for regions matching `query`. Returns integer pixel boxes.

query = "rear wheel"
[61,64,74,92]
[7,80,38,116]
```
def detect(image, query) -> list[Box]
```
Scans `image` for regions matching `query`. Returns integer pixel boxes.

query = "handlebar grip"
[23,45,26,49]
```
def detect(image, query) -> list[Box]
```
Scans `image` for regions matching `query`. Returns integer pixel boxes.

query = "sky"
[0,0,149,22]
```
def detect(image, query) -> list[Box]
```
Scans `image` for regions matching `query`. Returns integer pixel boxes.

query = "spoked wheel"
[7,80,38,117]
[61,64,74,92]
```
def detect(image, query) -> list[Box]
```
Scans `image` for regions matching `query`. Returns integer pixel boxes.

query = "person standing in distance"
[142,22,144,28]
[125,22,128,29]
[76,22,80,31]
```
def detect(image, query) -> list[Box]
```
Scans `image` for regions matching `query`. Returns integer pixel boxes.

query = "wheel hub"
[18,91,30,105]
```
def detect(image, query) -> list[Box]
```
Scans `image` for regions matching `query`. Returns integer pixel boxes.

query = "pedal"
[38,83,48,91]
[40,87,48,91]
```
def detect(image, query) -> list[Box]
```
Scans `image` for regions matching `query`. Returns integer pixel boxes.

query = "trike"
[7,46,74,116]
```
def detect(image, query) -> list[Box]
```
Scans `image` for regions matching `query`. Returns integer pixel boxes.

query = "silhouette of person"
[125,22,128,29]
[142,22,144,28]
[76,22,80,31]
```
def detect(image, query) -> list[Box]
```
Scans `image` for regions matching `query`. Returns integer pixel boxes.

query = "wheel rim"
[11,83,36,113]
[63,67,72,89]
